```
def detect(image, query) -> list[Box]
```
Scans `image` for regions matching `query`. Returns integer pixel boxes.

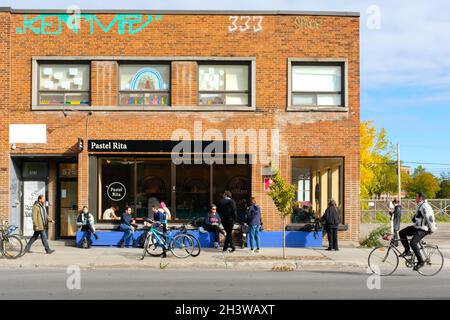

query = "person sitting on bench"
[204,204,225,249]
[76,206,99,248]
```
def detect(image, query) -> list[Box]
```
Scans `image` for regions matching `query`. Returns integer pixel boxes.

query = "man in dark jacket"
[24,195,55,254]
[321,199,341,251]
[217,190,237,252]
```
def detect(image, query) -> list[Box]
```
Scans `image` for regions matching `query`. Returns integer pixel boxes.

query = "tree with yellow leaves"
[360,121,396,199]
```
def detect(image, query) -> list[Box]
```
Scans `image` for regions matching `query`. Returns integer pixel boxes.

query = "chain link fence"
[361,199,450,219]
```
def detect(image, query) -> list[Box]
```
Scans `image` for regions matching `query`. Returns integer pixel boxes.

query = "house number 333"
[228,16,263,32]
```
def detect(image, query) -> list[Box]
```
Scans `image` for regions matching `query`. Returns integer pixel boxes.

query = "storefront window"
[100,158,135,220]
[136,160,171,219]
[213,163,251,223]
[175,164,210,220]
[119,64,170,106]
[198,64,249,106]
[291,157,344,223]
[98,156,251,222]
[38,64,90,106]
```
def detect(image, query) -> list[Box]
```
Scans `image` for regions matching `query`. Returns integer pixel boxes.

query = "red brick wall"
[91,61,118,106]
[0,12,11,223]
[1,12,360,241]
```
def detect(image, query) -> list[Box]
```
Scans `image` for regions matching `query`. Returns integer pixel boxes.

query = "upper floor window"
[38,64,90,106]
[198,64,249,106]
[291,63,344,107]
[119,64,170,106]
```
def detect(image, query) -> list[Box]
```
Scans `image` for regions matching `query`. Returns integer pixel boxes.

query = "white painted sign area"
[9,124,47,144]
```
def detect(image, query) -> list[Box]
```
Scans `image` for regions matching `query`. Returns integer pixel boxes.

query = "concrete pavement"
[2,240,450,272]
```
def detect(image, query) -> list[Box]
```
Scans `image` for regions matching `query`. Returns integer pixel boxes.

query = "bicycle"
[140,219,195,260]
[175,218,201,257]
[0,221,24,259]
[368,234,444,276]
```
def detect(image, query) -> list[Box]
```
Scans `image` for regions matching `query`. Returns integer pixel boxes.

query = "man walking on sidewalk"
[25,195,55,254]
[217,190,237,252]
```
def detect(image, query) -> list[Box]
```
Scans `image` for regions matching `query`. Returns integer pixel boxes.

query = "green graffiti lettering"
[41,15,62,35]
[129,15,154,35]
[16,14,163,35]
[21,15,42,34]
[90,15,119,34]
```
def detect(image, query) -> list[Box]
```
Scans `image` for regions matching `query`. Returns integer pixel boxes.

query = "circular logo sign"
[107,182,126,201]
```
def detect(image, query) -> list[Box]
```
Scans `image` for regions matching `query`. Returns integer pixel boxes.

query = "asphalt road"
[1,268,450,299]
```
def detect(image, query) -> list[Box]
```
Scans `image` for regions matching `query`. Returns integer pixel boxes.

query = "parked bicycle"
[175,218,201,257]
[368,234,444,276]
[0,221,24,259]
[140,219,195,260]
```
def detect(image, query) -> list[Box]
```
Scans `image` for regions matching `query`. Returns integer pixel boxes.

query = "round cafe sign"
[107,182,126,201]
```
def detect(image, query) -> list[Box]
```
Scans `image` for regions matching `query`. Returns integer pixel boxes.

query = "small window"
[38,64,90,106]
[119,65,170,106]
[292,63,344,107]
[198,64,249,106]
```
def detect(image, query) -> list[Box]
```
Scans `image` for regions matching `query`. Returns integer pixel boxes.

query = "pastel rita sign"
[16,14,163,35]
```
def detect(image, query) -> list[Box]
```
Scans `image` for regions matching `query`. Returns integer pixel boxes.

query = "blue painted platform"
[246,231,323,248]
[76,230,323,248]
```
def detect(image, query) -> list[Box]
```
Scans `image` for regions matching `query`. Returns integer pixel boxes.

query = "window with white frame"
[291,63,344,107]
[119,64,170,106]
[38,64,90,106]
[198,64,249,106]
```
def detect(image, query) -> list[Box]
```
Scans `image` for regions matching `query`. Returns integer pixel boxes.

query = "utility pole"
[397,143,401,203]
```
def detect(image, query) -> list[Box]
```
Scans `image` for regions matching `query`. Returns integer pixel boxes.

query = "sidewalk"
[3,241,448,271]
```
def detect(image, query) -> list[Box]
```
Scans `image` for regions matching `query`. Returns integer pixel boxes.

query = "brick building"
[0,8,360,242]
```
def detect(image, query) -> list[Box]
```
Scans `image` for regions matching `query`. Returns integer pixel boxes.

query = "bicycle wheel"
[2,235,23,259]
[170,234,194,258]
[18,236,28,257]
[140,234,150,260]
[186,233,201,257]
[417,245,444,276]
[368,246,399,276]
[146,233,165,257]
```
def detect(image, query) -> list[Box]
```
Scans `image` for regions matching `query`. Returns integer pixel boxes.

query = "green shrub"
[436,214,450,222]
[375,212,390,224]
[360,225,390,248]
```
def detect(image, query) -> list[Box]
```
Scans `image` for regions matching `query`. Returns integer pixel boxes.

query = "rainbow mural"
[130,68,165,90]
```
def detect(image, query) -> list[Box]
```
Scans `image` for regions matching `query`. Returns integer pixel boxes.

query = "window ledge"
[287,106,349,112]
[32,105,256,112]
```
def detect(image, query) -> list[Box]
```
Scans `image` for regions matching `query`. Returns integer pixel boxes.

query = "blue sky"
[2,0,450,176]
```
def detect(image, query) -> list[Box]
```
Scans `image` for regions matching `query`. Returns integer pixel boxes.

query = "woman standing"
[246,197,262,253]
[321,199,341,251]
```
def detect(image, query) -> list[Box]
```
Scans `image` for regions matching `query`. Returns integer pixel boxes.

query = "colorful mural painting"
[119,66,169,106]
[16,14,163,35]
[130,68,165,91]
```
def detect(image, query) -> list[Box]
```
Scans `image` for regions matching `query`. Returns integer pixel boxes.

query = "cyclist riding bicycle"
[399,192,437,271]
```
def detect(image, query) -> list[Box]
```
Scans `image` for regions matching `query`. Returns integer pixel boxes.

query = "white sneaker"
[255,249,261,253]
[214,242,219,248]
[250,249,255,253]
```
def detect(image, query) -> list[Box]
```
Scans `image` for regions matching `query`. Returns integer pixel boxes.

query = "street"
[1,268,450,299]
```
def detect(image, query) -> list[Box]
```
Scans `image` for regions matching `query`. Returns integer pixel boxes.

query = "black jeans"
[326,226,339,250]
[26,230,51,252]
[222,221,235,251]
[204,224,225,243]
[399,226,427,263]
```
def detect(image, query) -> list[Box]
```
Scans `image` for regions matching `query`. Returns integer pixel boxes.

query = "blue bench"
[76,230,323,248]
[246,231,323,248]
